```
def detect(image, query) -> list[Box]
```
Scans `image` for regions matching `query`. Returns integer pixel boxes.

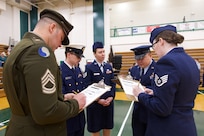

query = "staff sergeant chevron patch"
[154,74,168,87]
[41,69,56,94]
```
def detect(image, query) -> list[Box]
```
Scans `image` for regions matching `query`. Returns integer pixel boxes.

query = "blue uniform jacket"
[130,60,155,87]
[84,60,116,132]
[130,60,155,123]
[84,60,116,99]
[60,62,85,133]
[138,47,200,136]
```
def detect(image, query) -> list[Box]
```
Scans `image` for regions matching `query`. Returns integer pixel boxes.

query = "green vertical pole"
[93,0,104,44]
[30,6,38,31]
[20,11,28,39]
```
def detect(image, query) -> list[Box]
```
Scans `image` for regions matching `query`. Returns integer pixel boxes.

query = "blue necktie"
[141,68,144,76]
[71,67,75,73]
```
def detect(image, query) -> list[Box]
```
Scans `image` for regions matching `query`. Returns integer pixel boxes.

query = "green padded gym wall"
[20,10,28,39]
[93,0,104,44]
[30,6,38,31]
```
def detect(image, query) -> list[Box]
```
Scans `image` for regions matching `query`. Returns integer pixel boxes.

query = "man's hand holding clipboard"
[118,75,145,101]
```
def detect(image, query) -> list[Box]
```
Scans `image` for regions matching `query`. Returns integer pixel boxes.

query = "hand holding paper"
[80,83,111,109]
[118,75,145,101]
[132,86,154,101]
[144,88,154,95]
[132,84,145,97]
[73,93,86,110]
[64,93,75,101]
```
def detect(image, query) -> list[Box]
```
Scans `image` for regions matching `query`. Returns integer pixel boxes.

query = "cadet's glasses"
[152,40,159,49]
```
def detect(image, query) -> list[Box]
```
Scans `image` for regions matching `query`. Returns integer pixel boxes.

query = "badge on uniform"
[106,69,112,74]
[154,74,168,87]
[41,69,56,94]
[38,46,50,57]
[78,73,82,78]
[149,72,154,79]
[83,72,87,78]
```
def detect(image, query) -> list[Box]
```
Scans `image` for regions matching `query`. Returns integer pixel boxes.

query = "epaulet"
[31,36,45,45]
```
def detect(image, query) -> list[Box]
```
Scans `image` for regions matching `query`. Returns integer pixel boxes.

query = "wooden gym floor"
[1,90,204,136]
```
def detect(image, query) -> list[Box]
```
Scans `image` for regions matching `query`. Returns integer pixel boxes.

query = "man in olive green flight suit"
[3,9,86,136]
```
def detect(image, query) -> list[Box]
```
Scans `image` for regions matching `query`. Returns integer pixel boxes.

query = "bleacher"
[115,48,204,84]
[0,44,8,98]
[0,68,5,98]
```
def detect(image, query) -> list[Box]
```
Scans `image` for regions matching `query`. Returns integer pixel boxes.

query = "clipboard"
[118,75,144,101]
[111,77,122,86]
[80,83,111,109]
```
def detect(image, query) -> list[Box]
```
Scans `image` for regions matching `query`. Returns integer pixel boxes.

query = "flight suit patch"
[41,69,56,94]
[154,74,168,87]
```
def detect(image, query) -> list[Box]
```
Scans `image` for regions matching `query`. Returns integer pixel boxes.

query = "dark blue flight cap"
[40,9,74,45]
[92,42,104,52]
[150,25,177,44]
[65,44,85,58]
[130,45,151,60]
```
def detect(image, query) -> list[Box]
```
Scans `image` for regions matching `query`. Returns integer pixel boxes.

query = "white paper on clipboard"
[118,75,144,101]
[80,83,111,108]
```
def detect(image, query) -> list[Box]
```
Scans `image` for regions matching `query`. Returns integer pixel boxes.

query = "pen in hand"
[138,79,141,87]
[73,91,78,94]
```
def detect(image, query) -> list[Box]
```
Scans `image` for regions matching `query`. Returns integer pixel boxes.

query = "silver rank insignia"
[83,72,87,78]
[154,74,168,87]
[41,69,56,94]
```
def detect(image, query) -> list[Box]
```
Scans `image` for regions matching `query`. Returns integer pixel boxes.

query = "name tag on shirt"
[65,76,72,80]
[94,73,100,76]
